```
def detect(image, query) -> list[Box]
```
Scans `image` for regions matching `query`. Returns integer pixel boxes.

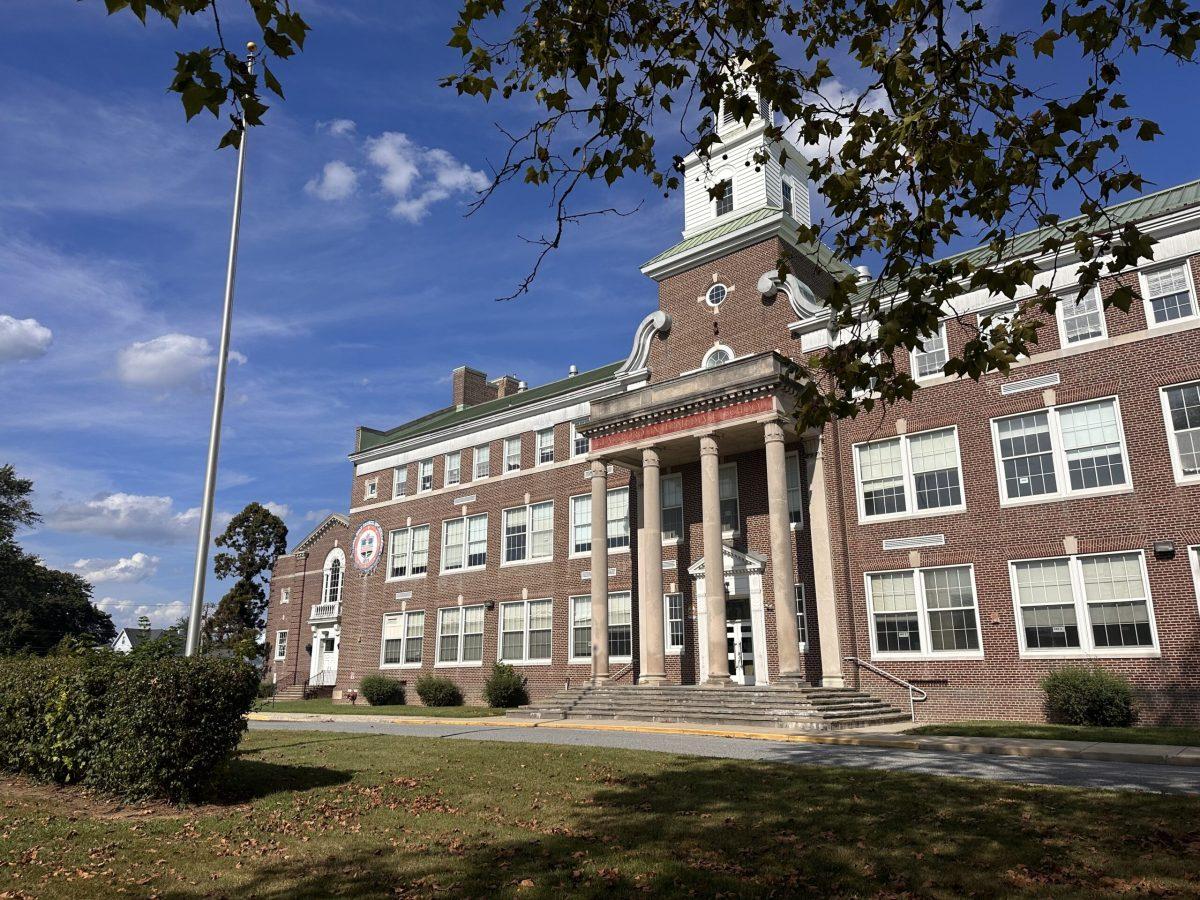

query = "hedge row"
[0,653,258,802]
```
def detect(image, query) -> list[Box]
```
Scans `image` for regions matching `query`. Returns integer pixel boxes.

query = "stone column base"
[700,676,732,687]
[774,672,808,686]
[821,674,846,688]
[637,675,667,685]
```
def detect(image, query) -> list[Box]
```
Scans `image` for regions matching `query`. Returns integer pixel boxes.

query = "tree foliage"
[87,1,1200,429]
[0,465,115,654]
[206,502,287,654]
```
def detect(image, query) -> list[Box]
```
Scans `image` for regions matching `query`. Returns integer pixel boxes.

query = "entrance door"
[725,598,756,685]
[311,630,339,687]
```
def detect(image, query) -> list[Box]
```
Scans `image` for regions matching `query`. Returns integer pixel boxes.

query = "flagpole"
[185,41,257,657]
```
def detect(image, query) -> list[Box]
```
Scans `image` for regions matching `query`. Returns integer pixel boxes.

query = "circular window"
[706,283,728,307]
[703,346,733,369]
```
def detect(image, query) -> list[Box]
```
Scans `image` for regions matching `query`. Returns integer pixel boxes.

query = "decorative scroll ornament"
[615,310,672,376]
[756,271,822,320]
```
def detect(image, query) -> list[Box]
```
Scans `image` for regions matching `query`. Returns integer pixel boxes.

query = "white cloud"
[96,597,133,615]
[50,492,201,543]
[0,314,52,362]
[783,79,891,162]
[264,501,292,519]
[115,333,246,391]
[319,118,357,137]
[134,601,187,627]
[72,551,160,584]
[363,132,490,222]
[305,160,359,201]
[303,507,337,523]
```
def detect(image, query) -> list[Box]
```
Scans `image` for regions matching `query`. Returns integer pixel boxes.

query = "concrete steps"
[508,683,910,731]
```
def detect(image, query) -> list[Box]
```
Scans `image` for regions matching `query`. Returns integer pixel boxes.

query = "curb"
[247,712,1200,768]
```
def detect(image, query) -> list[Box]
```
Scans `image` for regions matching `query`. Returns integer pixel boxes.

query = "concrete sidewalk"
[247,711,1200,768]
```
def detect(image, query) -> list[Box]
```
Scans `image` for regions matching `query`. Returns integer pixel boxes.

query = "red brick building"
[265,98,1200,723]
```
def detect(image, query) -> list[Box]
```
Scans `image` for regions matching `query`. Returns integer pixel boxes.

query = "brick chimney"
[491,374,522,398]
[452,366,498,409]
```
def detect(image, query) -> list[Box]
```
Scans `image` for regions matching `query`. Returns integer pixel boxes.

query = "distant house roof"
[113,627,166,649]
[355,360,625,454]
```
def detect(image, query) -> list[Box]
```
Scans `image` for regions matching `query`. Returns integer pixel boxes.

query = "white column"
[589,461,610,682]
[765,420,803,681]
[638,448,667,684]
[699,435,730,684]
[806,435,844,688]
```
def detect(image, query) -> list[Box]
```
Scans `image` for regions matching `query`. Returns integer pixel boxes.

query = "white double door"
[725,597,756,685]
[310,628,339,686]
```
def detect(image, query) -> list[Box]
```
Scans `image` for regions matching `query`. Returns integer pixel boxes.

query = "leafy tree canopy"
[207,502,287,654]
[0,465,115,654]
[89,0,1200,429]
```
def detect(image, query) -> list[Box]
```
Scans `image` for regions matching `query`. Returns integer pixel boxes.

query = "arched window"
[322,550,344,605]
[702,345,734,369]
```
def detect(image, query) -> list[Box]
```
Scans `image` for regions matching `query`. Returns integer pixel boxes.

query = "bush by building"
[359,674,405,706]
[0,653,258,802]
[482,663,528,708]
[414,674,462,707]
[1042,666,1136,727]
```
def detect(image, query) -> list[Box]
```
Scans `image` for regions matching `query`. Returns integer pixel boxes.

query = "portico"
[580,351,843,688]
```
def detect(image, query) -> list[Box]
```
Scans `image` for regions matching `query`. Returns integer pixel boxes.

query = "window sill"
[380,662,424,670]
[434,661,484,669]
[858,505,967,526]
[440,565,488,576]
[499,659,553,666]
[1147,313,1199,330]
[569,547,632,560]
[385,574,427,584]
[999,484,1133,508]
[1018,648,1160,660]
[500,557,554,569]
[871,651,985,662]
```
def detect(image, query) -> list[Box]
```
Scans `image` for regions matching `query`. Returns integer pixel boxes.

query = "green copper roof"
[642,207,779,268]
[356,361,624,454]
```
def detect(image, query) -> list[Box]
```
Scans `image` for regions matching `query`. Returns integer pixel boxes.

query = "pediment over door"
[687,545,766,578]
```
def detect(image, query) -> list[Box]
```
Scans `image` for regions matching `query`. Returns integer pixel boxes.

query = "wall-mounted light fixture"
[1153,540,1176,560]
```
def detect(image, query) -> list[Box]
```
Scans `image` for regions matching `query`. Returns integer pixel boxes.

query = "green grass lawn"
[907,721,1200,747]
[258,698,506,717]
[2,730,1199,898]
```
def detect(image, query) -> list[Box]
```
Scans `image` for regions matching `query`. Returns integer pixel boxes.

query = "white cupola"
[679,84,812,238]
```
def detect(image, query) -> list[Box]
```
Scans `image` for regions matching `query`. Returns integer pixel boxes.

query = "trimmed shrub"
[0,653,258,802]
[1042,666,1136,727]
[415,674,462,707]
[257,680,277,700]
[359,674,405,706]
[483,663,528,708]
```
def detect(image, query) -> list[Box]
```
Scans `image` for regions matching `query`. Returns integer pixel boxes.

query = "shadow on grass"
[220,747,1200,898]
[202,757,353,806]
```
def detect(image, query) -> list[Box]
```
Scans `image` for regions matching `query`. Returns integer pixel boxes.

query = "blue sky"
[3,1,1198,630]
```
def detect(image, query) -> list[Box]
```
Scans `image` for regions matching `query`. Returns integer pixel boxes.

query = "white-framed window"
[865,564,982,659]
[854,426,965,521]
[719,463,739,533]
[661,473,684,542]
[274,630,288,661]
[1189,546,1200,617]
[702,344,734,369]
[911,323,949,380]
[705,283,728,307]
[499,598,552,664]
[394,466,408,497]
[321,549,344,605]
[387,524,429,579]
[569,487,630,556]
[364,477,378,500]
[436,604,485,665]
[418,458,434,492]
[502,500,554,564]
[1141,262,1197,326]
[280,588,290,604]
[1056,288,1107,346]
[381,611,424,667]
[781,179,794,217]
[714,178,733,216]
[568,592,633,662]
[571,423,589,458]
[474,444,491,479]
[444,451,461,487]
[504,436,522,472]
[1160,379,1200,484]
[786,450,804,526]
[441,513,488,572]
[665,593,685,653]
[536,427,555,465]
[795,584,808,651]
[1011,551,1158,657]
[992,397,1130,505]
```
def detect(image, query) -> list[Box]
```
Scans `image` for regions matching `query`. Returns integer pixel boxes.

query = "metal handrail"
[609,661,634,683]
[844,656,928,722]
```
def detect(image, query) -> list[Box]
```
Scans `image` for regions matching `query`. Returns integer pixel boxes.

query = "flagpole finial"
[246,41,257,74]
